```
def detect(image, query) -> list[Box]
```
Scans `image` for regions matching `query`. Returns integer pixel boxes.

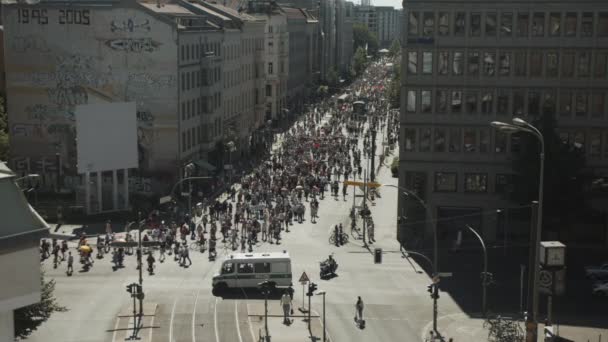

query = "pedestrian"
[334,225,340,247]
[66,251,74,276]
[280,290,292,324]
[355,296,364,322]
[159,241,166,263]
[287,283,295,300]
[182,244,192,267]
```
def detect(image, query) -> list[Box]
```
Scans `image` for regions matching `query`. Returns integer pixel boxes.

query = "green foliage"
[0,96,8,161]
[353,46,368,76]
[353,23,379,56]
[326,68,339,87]
[511,107,587,230]
[14,272,67,339]
[388,39,401,57]
[388,61,401,109]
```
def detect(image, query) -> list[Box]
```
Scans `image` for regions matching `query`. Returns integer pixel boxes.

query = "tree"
[388,39,401,57]
[326,68,339,87]
[510,106,587,232]
[388,61,401,109]
[14,272,67,339]
[353,46,368,76]
[0,96,8,162]
[353,23,379,56]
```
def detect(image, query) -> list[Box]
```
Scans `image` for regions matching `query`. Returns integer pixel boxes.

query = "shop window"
[595,51,608,78]
[406,90,417,113]
[434,172,457,192]
[565,12,577,37]
[532,12,545,36]
[499,51,511,76]
[495,131,507,153]
[466,91,478,114]
[454,12,466,36]
[530,51,543,77]
[550,13,561,36]
[453,51,464,75]
[438,12,450,35]
[421,90,432,113]
[590,132,602,159]
[451,90,462,113]
[496,174,514,194]
[481,91,494,114]
[562,52,575,78]
[497,90,510,115]
[578,52,591,77]
[581,12,593,37]
[546,52,559,78]
[436,90,448,113]
[511,134,521,153]
[574,131,585,150]
[486,13,497,36]
[422,52,433,74]
[434,128,446,152]
[465,173,488,192]
[464,129,477,152]
[592,92,605,118]
[423,12,435,36]
[599,13,608,37]
[517,12,529,37]
[528,91,540,116]
[449,128,461,152]
[514,51,527,76]
[408,51,418,75]
[559,90,572,117]
[438,51,449,75]
[480,129,490,153]
[513,90,525,116]
[470,13,481,36]
[408,12,419,35]
[542,91,556,113]
[500,12,513,36]
[484,52,496,76]
[420,128,431,152]
[404,128,417,151]
[468,51,480,76]
[575,92,588,117]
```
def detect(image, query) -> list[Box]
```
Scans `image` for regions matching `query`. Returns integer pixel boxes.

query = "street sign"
[343,180,381,188]
[438,272,453,278]
[299,271,310,284]
[159,195,172,204]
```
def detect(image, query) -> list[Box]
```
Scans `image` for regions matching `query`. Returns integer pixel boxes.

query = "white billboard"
[76,102,138,174]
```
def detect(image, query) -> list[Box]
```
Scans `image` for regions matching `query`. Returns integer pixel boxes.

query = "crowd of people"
[40,58,400,276]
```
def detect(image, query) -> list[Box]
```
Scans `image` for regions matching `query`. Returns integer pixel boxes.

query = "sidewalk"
[247,300,329,342]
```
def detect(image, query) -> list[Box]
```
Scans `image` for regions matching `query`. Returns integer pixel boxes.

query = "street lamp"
[14,173,40,183]
[490,117,545,341]
[316,290,327,342]
[463,224,489,317]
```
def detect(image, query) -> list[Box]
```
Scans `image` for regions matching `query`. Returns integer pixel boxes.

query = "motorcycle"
[320,255,338,279]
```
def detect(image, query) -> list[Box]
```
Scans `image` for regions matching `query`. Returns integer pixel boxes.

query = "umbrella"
[114,238,127,243]
[295,185,304,190]
[79,245,92,253]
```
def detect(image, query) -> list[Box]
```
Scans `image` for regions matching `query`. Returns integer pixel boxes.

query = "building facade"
[335,0,354,75]
[284,7,316,112]
[399,0,608,246]
[354,5,377,38]
[375,6,399,48]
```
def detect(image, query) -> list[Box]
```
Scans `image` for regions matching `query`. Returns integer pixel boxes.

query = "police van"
[212,251,292,293]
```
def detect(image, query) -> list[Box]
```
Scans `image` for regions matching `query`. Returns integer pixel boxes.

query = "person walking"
[280,290,292,324]
[355,296,364,323]
[66,251,74,276]
[182,244,192,267]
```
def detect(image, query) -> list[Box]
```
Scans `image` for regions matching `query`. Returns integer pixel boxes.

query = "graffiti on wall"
[11,35,51,53]
[54,54,112,89]
[105,38,161,53]
[47,85,88,107]
[11,123,45,138]
[26,104,75,122]
[129,176,153,194]
[137,110,154,128]
[110,18,151,33]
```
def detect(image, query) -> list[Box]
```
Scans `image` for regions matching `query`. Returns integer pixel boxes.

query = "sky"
[366,0,402,9]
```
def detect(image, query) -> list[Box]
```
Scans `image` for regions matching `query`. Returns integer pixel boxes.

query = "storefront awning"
[194,159,216,172]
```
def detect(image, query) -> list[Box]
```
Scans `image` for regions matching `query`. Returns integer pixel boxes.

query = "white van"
[212,251,292,293]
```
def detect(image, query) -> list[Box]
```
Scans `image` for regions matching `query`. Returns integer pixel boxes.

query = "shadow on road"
[213,288,284,300]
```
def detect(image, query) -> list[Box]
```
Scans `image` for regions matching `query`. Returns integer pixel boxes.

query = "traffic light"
[307,282,318,296]
[433,284,439,299]
[427,284,434,298]
[127,284,134,294]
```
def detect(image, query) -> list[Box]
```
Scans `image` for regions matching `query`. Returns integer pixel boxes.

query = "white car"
[585,263,608,280]
[592,282,608,296]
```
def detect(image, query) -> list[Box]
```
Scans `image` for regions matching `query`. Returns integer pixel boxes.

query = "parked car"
[592,282,608,296]
[585,263,608,280]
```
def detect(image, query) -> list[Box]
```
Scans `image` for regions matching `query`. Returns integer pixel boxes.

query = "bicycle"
[328,231,349,245]
[189,239,206,252]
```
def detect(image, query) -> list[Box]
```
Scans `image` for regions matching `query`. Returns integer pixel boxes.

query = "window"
[466,91,478,114]
[454,12,466,36]
[434,128,446,152]
[517,12,529,37]
[266,84,272,97]
[407,90,417,113]
[221,263,234,274]
[254,262,271,273]
[409,12,419,35]
[465,174,487,192]
[481,91,494,114]
[595,51,608,78]
[530,51,543,77]
[468,51,480,76]
[449,128,461,152]
[451,90,462,113]
[453,52,464,75]
[582,12,593,37]
[546,52,559,77]
[421,90,432,113]
[470,13,481,36]
[464,128,477,152]
[560,90,572,117]
[528,91,540,116]
[578,52,591,77]
[500,12,513,36]
[495,131,507,153]
[480,129,490,152]
[590,132,601,159]
[404,128,417,151]
[438,12,449,35]
[436,90,448,113]
[423,12,435,36]
[513,90,525,116]
[592,92,605,118]
[543,90,556,113]
[565,13,577,37]
[484,52,496,76]
[420,128,431,152]
[576,92,588,117]
[600,13,608,36]
[438,51,449,75]
[497,89,510,115]
[514,51,527,76]
[268,62,273,74]
[550,13,561,36]
[499,51,511,76]
[422,52,433,74]
[237,263,254,273]
[434,172,456,192]
[408,51,418,74]
[574,131,585,150]
[562,52,575,77]
[496,174,513,194]
[486,13,497,36]
[532,12,545,36]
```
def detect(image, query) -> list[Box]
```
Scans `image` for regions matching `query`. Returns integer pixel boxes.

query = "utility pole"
[370,122,377,182]
[362,170,368,247]
[137,212,144,328]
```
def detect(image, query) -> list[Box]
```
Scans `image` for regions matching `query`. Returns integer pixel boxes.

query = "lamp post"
[317,290,327,342]
[464,224,488,316]
[14,173,40,183]
[381,183,439,333]
[491,118,545,341]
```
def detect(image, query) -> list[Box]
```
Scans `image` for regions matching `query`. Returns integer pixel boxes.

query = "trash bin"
[374,248,382,264]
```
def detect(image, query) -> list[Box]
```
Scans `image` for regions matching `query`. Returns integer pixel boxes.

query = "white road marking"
[247,311,257,342]
[148,315,155,342]
[192,289,200,342]
[111,316,120,342]
[169,298,178,342]
[235,301,244,342]
[214,297,220,342]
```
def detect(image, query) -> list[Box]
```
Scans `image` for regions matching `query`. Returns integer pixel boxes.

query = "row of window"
[408,10,608,39]
[405,49,608,79]
[181,118,222,153]
[180,41,220,63]
[180,67,221,92]
[402,127,608,159]
[179,38,264,64]
[404,88,608,119]
[223,63,260,89]
[180,92,221,121]
[433,172,511,193]
[223,89,256,117]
